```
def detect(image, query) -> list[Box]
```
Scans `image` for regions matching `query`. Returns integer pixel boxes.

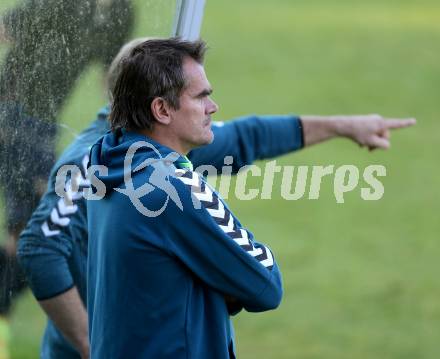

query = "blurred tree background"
[1,0,439,358]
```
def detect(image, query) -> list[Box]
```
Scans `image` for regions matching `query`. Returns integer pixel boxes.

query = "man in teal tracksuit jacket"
[87,38,288,359]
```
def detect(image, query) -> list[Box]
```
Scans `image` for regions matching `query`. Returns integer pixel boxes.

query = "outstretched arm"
[189,113,416,173]
[300,114,416,149]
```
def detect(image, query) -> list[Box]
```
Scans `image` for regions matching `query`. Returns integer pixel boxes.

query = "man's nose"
[206,98,219,114]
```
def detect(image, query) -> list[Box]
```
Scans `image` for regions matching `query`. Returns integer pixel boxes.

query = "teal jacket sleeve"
[17,193,80,300]
[188,114,303,173]
[160,170,283,312]
[17,158,89,301]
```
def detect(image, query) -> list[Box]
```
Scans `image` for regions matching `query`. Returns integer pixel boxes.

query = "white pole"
[172,0,206,41]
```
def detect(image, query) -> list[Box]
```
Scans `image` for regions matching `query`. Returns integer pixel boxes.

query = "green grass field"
[1,0,440,358]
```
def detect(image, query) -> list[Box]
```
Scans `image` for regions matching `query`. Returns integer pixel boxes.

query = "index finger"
[383,118,416,130]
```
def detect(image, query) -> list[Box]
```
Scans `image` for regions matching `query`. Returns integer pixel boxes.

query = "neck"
[137,128,190,156]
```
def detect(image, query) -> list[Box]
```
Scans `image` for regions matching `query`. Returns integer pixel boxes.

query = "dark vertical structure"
[0,0,133,322]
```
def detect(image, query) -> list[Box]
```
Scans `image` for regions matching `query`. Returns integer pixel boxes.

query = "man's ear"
[151,97,171,125]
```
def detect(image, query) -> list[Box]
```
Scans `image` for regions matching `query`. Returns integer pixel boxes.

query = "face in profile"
[168,57,219,152]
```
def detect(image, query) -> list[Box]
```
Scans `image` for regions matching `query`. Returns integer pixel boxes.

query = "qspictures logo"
[54,141,387,217]
[114,141,184,217]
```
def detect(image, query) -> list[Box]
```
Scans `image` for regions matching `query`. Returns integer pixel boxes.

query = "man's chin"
[201,129,214,145]
[206,130,214,144]
[190,130,214,150]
